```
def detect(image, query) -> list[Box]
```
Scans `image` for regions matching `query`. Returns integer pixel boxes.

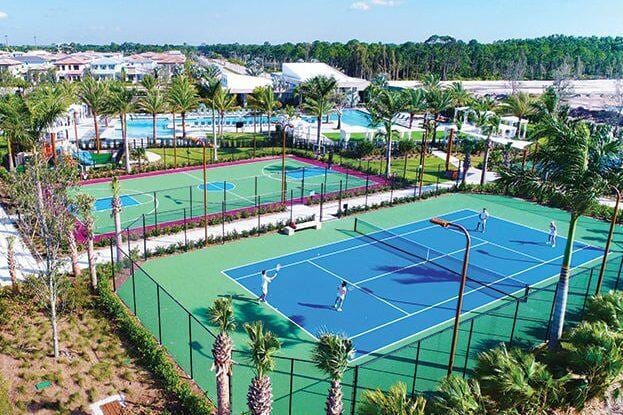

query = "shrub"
[431,376,487,415]
[585,291,623,330]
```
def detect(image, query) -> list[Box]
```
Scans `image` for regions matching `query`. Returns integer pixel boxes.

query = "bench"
[282,217,322,236]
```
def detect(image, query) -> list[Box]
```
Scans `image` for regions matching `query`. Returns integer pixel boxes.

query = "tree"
[367,88,406,177]
[208,297,236,415]
[107,82,136,173]
[9,155,78,359]
[311,333,355,415]
[111,176,124,263]
[431,376,487,415]
[74,194,97,289]
[460,138,478,186]
[212,87,238,139]
[358,382,426,415]
[139,87,167,145]
[202,80,222,161]
[300,75,338,150]
[140,74,158,92]
[402,88,427,129]
[425,87,454,145]
[168,76,198,167]
[248,86,281,152]
[475,112,501,185]
[501,92,534,139]
[498,121,621,348]
[77,77,109,153]
[244,321,281,415]
[0,94,27,171]
[449,81,473,112]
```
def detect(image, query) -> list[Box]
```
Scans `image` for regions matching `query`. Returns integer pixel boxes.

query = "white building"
[281,62,370,95]
[90,57,124,80]
[0,57,23,76]
[54,55,90,81]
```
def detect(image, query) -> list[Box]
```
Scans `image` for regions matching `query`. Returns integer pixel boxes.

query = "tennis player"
[547,221,557,247]
[475,208,490,233]
[258,269,278,303]
[334,281,348,312]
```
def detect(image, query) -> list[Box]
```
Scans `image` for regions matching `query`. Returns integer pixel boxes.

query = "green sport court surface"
[115,194,621,414]
[79,156,373,236]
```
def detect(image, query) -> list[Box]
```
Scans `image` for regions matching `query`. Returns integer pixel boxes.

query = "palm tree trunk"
[515,116,522,138]
[122,115,131,173]
[171,112,176,167]
[337,113,342,130]
[93,112,100,153]
[220,111,225,139]
[385,124,392,178]
[152,113,157,146]
[409,113,414,129]
[267,110,272,142]
[548,213,580,349]
[50,287,60,358]
[431,115,439,145]
[113,203,123,263]
[212,105,218,161]
[247,375,272,415]
[480,137,491,186]
[316,117,322,150]
[326,380,343,415]
[7,238,17,293]
[6,136,14,171]
[213,333,233,415]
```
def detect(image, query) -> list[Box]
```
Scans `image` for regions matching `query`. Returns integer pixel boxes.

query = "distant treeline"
[5,35,623,81]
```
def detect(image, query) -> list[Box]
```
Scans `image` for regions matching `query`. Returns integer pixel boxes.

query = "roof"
[282,62,370,90]
[0,57,22,66]
[221,70,272,94]
[54,55,90,65]
[90,57,123,65]
[13,55,48,64]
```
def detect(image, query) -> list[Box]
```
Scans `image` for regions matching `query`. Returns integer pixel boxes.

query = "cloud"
[350,1,371,10]
[0,11,7,19]
[350,0,401,11]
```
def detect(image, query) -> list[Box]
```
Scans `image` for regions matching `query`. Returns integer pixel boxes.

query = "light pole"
[595,185,620,295]
[191,137,209,246]
[430,217,472,376]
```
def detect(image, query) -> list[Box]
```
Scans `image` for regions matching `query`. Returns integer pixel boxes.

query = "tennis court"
[79,156,374,236]
[114,194,616,414]
[223,208,603,357]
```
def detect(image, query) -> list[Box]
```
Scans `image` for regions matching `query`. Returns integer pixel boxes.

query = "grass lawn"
[324,130,429,142]
[0,279,176,414]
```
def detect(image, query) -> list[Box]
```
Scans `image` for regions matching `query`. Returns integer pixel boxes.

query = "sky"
[0,0,622,46]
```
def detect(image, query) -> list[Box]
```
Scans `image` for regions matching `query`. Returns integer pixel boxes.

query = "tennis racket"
[274,264,282,275]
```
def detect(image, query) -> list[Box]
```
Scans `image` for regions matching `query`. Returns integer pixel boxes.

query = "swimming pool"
[117,109,373,139]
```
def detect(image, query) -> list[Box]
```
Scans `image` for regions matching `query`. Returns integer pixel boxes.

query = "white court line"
[228,211,480,281]
[356,241,489,285]
[219,270,319,342]
[349,244,594,341]
[307,260,410,315]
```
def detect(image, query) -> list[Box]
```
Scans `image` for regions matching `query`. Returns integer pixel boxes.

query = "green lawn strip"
[131,193,611,411]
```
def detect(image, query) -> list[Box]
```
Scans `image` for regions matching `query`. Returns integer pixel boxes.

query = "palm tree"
[202,79,222,161]
[425,87,454,145]
[139,87,167,146]
[74,194,97,289]
[501,92,534,139]
[311,333,355,415]
[212,87,238,139]
[476,112,501,185]
[244,321,281,415]
[0,94,28,171]
[77,77,109,153]
[431,376,487,415]
[402,88,427,129]
[460,138,478,186]
[107,82,136,173]
[449,82,473,115]
[140,74,158,92]
[421,73,441,90]
[498,120,621,348]
[6,236,17,293]
[248,86,281,153]
[208,297,236,415]
[367,88,406,177]
[300,75,338,150]
[168,76,199,167]
[359,382,427,415]
[111,176,123,263]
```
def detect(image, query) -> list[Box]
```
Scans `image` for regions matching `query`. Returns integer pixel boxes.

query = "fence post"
[319,183,325,222]
[188,314,194,379]
[183,208,188,248]
[257,195,261,231]
[126,227,131,254]
[223,181,227,212]
[345,167,349,191]
[142,214,147,261]
[153,191,158,231]
[509,299,521,346]
[254,176,258,203]
[301,168,306,200]
[545,287,558,340]
[290,189,294,224]
[350,365,359,415]
[288,359,295,415]
[436,164,440,193]
[364,174,370,208]
[338,180,343,216]
[410,340,421,398]
[582,269,595,312]
[390,175,394,205]
[157,285,162,344]
[221,201,226,243]
[131,261,137,315]
[189,185,193,218]
[462,319,475,378]
[615,256,623,290]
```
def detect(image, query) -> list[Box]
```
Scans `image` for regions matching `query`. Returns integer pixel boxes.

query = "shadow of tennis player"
[298,302,334,310]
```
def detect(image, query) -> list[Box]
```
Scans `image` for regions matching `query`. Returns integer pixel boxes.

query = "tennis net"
[354,218,529,302]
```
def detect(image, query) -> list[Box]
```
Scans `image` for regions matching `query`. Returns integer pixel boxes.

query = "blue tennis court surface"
[223,209,603,358]
[94,195,140,212]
